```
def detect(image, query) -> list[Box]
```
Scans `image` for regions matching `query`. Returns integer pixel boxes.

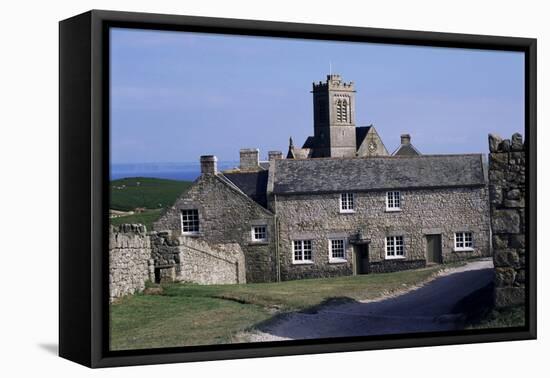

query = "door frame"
[425,233,442,264]
[353,243,370,275]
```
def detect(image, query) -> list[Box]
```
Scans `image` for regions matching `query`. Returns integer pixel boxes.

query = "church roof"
[223,170,269,208]
[355,126,372,150]
[302,136,316,149]
[272,154,485,195]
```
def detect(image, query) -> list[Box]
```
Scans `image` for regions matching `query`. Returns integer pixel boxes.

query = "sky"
[110,28,524,164]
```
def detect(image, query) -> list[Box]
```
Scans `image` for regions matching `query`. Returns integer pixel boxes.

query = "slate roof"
[302,136,316,149]
[223,170,269,208]
[393,144,421,156]
[272,154,485,194]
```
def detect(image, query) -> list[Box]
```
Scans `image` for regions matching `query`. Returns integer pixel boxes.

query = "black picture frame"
[59,9,537,368]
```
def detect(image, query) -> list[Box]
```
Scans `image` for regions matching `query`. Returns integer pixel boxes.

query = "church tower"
[312,74,357,158]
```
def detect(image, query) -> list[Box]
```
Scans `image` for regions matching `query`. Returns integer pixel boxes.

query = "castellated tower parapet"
[311,74,357,158]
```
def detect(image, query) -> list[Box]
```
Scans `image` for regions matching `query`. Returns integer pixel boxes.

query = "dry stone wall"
[488,133,526,308]
[151,231,246,284]
[109,224,154,302]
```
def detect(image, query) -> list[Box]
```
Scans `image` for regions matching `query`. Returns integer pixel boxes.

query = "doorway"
[354,244,370,275]
[426,234,442,264]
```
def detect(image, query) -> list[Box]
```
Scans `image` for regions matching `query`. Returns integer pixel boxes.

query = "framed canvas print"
[59,10,536,368]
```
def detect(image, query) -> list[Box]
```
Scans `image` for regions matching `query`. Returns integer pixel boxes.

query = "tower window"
[342,99,348,122]
[335,98,349,123]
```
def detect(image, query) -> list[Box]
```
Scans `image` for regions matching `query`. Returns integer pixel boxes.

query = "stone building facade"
[269,156,490,280]
[154,154,276,283]
[152,73,493,283]
[488,133,526,308]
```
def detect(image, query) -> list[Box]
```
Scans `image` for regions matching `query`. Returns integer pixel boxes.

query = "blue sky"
[110,28,524,164]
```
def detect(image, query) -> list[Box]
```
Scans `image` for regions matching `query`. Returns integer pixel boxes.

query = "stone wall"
[274,186,490,280]
[488,133,526,308]
[109,224,154,302]
[154,173,277,283]
[150,231,246,285]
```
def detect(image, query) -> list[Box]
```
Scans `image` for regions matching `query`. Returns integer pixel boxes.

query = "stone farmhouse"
[153,74,491,283]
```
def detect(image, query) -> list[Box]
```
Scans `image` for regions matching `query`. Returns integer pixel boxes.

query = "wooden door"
[354,245,370,274]
[426,234,442,264]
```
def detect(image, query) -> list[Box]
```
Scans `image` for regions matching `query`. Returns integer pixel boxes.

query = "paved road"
[250,259,494,341]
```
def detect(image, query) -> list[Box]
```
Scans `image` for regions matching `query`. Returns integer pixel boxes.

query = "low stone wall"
[151,231,246,285]
[369,259,426,274]
[488,133,526,308]
[109,224,154,302]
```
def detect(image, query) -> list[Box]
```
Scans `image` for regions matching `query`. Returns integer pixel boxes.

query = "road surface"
[248,259,494,341]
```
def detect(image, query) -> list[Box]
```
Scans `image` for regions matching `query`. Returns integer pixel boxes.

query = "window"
[335,98,349,123]
[181,209,199,234]
[329,239,346,263]
[386,236,404,259]
[455,232,473,251]
[251,225,267,242]
[342,99,348,123]
[293,240,313,264]
[340,193,355,213]
[386,191,401,211]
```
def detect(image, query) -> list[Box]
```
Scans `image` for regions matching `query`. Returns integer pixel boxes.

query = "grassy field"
[110,209,164,231]
[110,177,192,211]
[109,177,192,229]
[110,265,447,350]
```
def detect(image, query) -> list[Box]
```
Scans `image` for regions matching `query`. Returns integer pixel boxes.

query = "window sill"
[292,261,314,265]
[182,232,201,237]
[453,248,474,252]
[385,255,405,260]
[385,208,402,213]
[329,259,348,264]
[339,210,356,214]
[249,240,269,245]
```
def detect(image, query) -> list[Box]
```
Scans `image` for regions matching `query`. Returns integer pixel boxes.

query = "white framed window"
[329,239,347,263]
[251,225,268,242]
[181,209,199,234]
[454,232,474,251]
[386,191,401,211]
[340,193,355,213]
[385,235,405,259]
[293,240,313,264]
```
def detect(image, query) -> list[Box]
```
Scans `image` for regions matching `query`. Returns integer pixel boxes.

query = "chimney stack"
[239,148,259,171]
[200,155,217,175]
[268,151,283,161]
[400,134,411,145]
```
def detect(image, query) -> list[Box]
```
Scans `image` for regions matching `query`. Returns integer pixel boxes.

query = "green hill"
[110,177,192,211]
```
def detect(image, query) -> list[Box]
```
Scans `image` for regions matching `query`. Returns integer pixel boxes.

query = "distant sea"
[110,161,239,181]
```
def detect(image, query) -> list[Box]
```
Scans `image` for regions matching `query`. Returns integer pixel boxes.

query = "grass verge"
[110,264,451,351]
[467,305,525,329]
[110,209,163,231]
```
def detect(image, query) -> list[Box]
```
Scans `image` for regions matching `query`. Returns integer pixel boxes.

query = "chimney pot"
[268,151,283,161]
[239,148,260,170]
[200,155,217,175]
